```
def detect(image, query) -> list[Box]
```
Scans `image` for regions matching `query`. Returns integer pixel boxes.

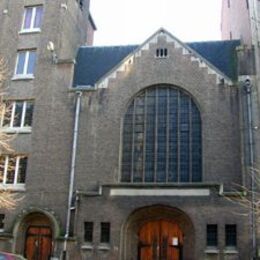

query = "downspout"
[244,78,256,259]
[63,91,82,259]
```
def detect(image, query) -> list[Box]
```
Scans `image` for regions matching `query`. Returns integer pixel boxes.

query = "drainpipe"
[63,91,82,259]
[244,78,256,259]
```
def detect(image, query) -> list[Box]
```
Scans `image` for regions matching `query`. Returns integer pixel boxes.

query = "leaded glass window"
[121,85,202,183]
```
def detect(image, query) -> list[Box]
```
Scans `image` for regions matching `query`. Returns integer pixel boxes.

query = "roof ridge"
[79,40,240,49]
[187,39,241,44]
[79,44,139,49]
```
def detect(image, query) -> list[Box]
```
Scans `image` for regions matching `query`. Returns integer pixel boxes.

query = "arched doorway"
[122,205,195,260]
[138,219,183,260]
[13,211,57,260]
[24,224,52,260]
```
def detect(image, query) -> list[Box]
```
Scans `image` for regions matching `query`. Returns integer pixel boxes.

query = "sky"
[90,0,223,46]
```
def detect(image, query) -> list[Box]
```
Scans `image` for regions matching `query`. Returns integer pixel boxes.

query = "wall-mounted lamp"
[47,41,58,63]
[61,3,68,10]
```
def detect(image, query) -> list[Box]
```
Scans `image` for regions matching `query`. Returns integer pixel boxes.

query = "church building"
[0,0,258,259]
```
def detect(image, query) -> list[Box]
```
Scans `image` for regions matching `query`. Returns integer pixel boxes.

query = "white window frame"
[20,5,43,33]
[13,50,36,80]
[0,101,33,133]
[0,155,27,189]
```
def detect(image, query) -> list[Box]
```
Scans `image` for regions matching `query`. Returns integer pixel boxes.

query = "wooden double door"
[138,220,183,260]
[24,225,52,260]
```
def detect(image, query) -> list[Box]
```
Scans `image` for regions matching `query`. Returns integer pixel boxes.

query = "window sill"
[224,247,238,254]
[1,127,32,134]
[205,247,219,254]
[155,56,168,59]
[11,74,34,81]
[97,244,111,251]
[81,243,94,250]
[19,28,41,35]
[0,232,13,239]
[0,184,25,191]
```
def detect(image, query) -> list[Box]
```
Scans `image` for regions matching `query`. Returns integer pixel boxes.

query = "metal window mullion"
[131,99,136,183]
[154,88,158,182]
[142,91,147,183]
[177,91,180,182]
[166,88,170,182]
[14,156,20,185]
[24,51,30,75]
[3,156,8,184]
[10,102,15,128]
[30,7,36,30]
[189,98,192,182]
[21,101,26,127]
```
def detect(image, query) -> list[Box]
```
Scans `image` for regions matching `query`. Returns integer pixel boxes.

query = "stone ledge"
[205,247,219,254]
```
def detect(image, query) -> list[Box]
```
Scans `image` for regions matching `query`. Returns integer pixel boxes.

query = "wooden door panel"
[25,226,52,260]
[40,236,52,260]
[139,220,183,260]
[25,236,38,260]
[139,221,160,260]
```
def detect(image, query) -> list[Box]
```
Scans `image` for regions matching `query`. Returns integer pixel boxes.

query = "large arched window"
[121,85,202,183]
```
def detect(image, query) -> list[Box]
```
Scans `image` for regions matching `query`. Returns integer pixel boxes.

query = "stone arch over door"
[121,205,195,260]
[12,209,60,259]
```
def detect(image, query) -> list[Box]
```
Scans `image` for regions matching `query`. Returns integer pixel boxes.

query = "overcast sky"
[90,0,222,46]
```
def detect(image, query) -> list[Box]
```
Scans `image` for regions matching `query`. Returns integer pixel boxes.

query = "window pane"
[23,7,33,29]
[2,102,12,127]
[34,6,43,28]
[16,52,26,75]
[27,51,36,74]
[100,222,110,243]
[225,225,237,246]
[207,225,218,246]
[0,214,4,229]
[0,157,5,184]
[6,157,16,184]
[24,101,34,127]
[17,157,27,183]
[121,86,202,183]
[13,102,23,127]
[84,222,93,242]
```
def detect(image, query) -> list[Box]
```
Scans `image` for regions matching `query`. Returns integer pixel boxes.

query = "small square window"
[21,6,43,32]
[156,48,168,58]
[0,214,5,231]
[100,222,110,243]
[84,222,93,242]
[14,51,37,78]
[225,224,237,247]
[207,225,218,247]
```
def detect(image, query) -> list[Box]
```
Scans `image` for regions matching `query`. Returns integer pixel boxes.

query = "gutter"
[243,78,257,259]
[63,91,82,259]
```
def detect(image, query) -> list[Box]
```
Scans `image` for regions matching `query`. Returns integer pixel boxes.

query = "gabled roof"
[73,29,240,87]
[73,45,138,87]
[188,40,240,81]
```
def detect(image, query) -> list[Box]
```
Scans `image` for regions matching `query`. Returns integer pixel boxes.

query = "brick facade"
[0,1,257,259]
